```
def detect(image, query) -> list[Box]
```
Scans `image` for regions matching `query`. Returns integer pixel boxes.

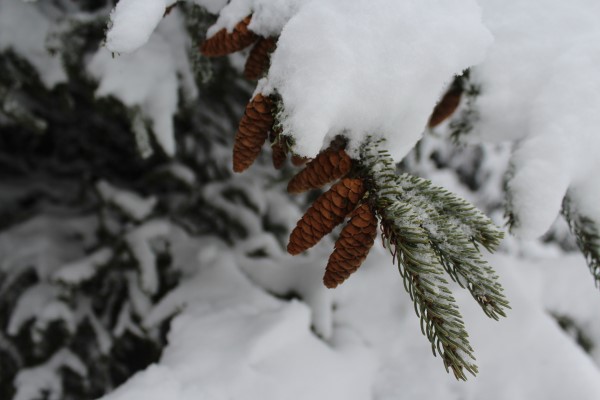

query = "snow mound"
[101,246,376,400]
[99,241,600,400]
[333,248,600,400]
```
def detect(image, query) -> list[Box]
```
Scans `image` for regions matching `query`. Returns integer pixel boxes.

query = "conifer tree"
[2,1,600,399]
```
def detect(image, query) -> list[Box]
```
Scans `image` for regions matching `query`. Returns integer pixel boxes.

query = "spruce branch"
[360,136,508,378]
[396,175,508,319]
[379,199,478,380]
[400,174,504,252]
[562,196,600,287]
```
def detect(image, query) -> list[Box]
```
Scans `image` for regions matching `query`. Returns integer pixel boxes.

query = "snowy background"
[1,0,600,399]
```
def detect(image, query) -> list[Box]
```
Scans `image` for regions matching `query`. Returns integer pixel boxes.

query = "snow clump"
[471,0,600,238]
[266,0,492,160]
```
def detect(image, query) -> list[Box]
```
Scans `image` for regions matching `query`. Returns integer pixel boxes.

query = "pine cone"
[233,94,274,172]
[428,85,463,128]
[272,142,287,169]
[244,37,277,80]
[323,203,377,288]
[200,16,258,57]
[291,154,310,166]
[287,178,365,255]
[270,129,287,169]
[287,144,352,194]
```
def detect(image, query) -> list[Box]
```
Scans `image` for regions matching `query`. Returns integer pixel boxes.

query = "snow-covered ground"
[99,238,600,400]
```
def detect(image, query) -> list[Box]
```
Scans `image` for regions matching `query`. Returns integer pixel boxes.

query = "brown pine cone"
[201,16,258,57]
[323,203,377,288]
[428,84,463,128]
[244,37,277,80]
[287,144,352,193]
[291,154,310,166]
[233,94,274,172]
[287,178,365,255]
[272,142,287,169]
[270,129,287,169]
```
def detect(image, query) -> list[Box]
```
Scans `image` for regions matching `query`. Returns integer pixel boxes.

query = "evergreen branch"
[562,196,600,287]
[379,201,477,380]
[396,175,508,318]
[399,173,504,252]
[425,217,509,320]
[359,136,508,379]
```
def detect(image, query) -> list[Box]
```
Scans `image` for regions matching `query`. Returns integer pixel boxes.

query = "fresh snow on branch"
[206,0,302,38]
[89,9,196,156]
[97,180,157,221]
[14,349,87,400]
[471,0,600,239]
[0,1,66,86]
[105,0,170,53]
[266,0,491,160]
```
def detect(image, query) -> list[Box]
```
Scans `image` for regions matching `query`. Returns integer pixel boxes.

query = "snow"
[235,234,335,338]
[461,254,600,400]
[32,300,76,340]
[329,247,600,400]
[125,219,171,295]
[0,1,66,87]
[469,0,600,238]
[98,0,600,239]
[99,239,600,400]
[114,302,145,339]
[88,35,178,156]
[105,0,169,54]
[0,216,92,281]
[89,10,196,157]
[127,272,154,317]
[569,181,600,229]
[266,0,491,160]
[101,242,376,400]
[105,0,228,54]
[161,163,197,186]
[97,180,157,221]
[52,248,113,285]
[201,177,270,236]
[206,0,302,38]
[14,349,86,400]
[202,0,600,240]
[8,283,60,336]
